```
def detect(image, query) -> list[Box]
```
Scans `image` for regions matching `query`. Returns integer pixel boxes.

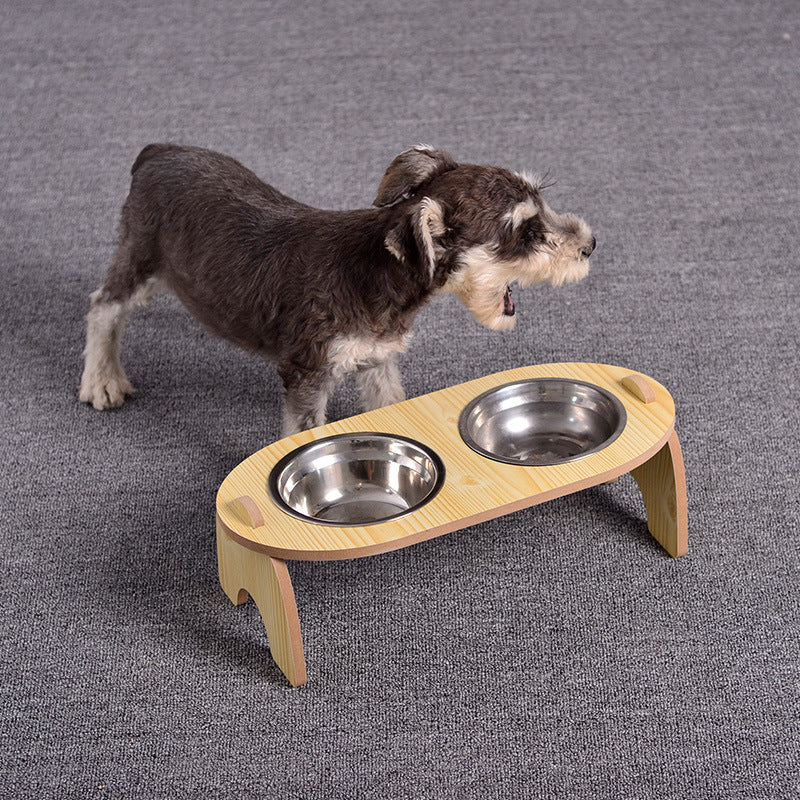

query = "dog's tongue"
[503,285,515,316]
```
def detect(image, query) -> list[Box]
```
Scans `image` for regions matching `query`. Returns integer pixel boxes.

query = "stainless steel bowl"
[459,378,627,466]
[268,433,445,526]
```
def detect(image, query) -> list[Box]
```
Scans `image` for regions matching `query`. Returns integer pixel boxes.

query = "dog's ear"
[385,197,447,281]
[374,145,457,207]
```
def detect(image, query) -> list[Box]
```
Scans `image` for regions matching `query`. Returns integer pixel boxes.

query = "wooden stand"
[216,363,687,686]
[216,520,307,687]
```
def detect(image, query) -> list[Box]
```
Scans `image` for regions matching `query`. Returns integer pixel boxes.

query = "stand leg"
[631,430,688,558]
[216,520,307,686]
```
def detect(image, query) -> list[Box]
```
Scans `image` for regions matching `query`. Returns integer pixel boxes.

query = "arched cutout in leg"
[216,521,307,686]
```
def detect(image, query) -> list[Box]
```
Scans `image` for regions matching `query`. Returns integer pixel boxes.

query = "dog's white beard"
[441,244,589,331]
[440,249,518,331]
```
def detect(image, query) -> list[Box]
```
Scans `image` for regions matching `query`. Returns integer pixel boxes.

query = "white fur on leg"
[79,294,136,409]
[79,279,161,410]
[280,368,337,437]
[281,390,330,437]
[280,406,302,438]
[355,358,405,411]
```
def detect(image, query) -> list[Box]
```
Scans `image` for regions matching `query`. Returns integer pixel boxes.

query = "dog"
[79,144,595,435]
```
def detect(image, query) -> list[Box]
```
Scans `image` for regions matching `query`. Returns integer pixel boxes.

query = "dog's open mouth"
[503,285,515,316]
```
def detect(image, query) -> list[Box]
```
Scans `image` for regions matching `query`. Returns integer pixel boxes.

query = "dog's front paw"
[79,370,136,410]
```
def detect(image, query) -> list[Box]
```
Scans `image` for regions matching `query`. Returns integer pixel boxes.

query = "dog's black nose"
[581,236,596,258]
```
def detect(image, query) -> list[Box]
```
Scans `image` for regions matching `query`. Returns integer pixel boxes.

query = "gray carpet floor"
[2,1,798,797]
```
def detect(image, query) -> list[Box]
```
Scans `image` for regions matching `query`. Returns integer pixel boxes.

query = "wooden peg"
[229,495,265,528]
[621,374,657,404]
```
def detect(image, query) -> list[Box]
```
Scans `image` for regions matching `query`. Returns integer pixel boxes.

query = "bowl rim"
[458,377,628,466]
[267,431,446,527]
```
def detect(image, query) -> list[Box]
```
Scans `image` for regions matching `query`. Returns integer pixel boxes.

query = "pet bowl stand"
[216,362,687,686]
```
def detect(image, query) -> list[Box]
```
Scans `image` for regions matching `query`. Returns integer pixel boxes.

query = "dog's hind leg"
[355,356,405,412]
[79,236,162,410]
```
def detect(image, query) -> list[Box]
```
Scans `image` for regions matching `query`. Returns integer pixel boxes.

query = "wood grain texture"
[631,430,688,557]
[216,521,307,686]
[216,363,681,561]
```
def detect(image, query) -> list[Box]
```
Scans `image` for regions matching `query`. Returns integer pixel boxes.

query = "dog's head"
[375,145,595,331]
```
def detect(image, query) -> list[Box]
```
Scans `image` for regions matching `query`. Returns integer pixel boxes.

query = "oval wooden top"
[216,362,676,561]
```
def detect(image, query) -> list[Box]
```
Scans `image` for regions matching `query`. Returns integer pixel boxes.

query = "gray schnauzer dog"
[80,144,595,435]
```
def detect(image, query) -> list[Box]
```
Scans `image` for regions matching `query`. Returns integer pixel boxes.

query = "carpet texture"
[1,1,798,797]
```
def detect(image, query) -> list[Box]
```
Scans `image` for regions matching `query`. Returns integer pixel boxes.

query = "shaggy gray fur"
[79,143,592,433]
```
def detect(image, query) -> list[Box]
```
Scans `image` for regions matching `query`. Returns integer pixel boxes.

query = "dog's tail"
[131,143,174,175]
